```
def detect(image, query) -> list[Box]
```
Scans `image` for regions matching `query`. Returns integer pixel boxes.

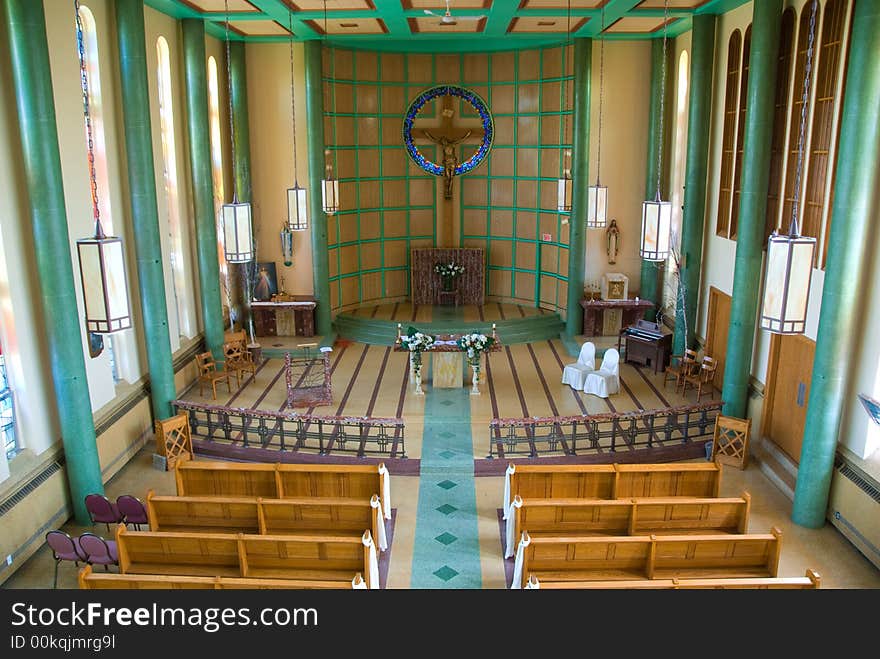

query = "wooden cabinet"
[581,298,653,337]
[251,296,316,338]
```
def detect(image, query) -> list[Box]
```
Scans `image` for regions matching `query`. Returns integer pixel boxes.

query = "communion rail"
[487,401,723,459]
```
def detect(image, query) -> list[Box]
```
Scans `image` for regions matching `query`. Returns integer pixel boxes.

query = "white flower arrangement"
[400,331,435,353]
[457,332,495,360]
[434,262,466,278]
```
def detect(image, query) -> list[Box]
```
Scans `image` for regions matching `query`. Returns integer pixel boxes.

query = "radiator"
[828,459,880,570]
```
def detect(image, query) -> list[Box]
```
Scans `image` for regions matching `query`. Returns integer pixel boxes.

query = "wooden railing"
[488,401,723,459]
[173,400,406,459]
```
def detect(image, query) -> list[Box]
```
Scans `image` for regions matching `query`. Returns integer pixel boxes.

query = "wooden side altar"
[411,248,485,306]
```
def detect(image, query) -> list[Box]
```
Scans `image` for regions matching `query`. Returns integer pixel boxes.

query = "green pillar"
[673,14,716,354]
[565,37,592,336]
[3,0,103,524]
[181,19,224,358]
[793,0,880,528]
[229,41,252,204]
[115,0,175,421]
[720,0,782,420]
[304,41,332,337]
[639,38,674,322]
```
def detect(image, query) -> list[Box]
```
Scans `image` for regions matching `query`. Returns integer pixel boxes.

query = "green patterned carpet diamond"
[434,532,458,546]
[436,479,458,490]
[435,504,458,515]
[433,566,460,582]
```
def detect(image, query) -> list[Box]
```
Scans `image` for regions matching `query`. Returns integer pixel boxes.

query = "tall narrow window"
[764,8,796,245]
[156,36,190,338]
[715,30,741,237]
[729,26,751,239]
[79,5,119,382]
[0,343,16,460]
[207,56,228,286]
[664,50,689,319]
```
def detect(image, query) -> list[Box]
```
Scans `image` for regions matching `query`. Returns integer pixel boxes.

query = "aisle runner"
[410,386,482,588]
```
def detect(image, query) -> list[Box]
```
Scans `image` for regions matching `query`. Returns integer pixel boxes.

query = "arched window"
[715,30,741,237]
[663,49,689,319]
[207,56,229,294]
[156,36,191,338]
[729,25,752,239]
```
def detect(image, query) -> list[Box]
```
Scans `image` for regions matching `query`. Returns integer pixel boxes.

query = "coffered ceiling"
[145,0,749,50]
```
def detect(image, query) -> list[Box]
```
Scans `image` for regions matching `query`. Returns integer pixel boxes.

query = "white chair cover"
[378,464,391,519]
[502,463,516,520]
[370,495,388,551]
[504,495,523,558]
[561,342,596,390]
[583,348,620,398]
[510,532,531,590]
[525,575,540,590]
[352,574,367,589]
[362,532,380,590]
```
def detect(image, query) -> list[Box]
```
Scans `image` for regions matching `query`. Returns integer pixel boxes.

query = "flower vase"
[441,276,454,292]
[412,353,424,395]
[469,357,481,395]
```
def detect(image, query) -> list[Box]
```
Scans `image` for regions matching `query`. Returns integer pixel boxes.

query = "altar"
[394,330,500,393]
[411,248,485,306]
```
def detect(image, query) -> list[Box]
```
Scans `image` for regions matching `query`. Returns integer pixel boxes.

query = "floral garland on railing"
[434,262,465,278]
[457,332,495,363]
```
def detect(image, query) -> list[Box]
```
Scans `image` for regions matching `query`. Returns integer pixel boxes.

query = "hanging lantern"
[222,200,254,263]
[322,154,340,215]
[760,0,819,335]
[287,184,308,232]
[640,197,672,261]
[586,184,608,229]
[73,0,131,337]
[280,225,294,267]
[557,159,573,213]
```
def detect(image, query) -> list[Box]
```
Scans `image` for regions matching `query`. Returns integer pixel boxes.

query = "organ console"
[618,319,673,374]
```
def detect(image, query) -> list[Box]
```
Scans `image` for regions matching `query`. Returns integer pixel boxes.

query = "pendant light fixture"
[285,12,307,232]
[586,4,608,229]
[760,0,818,335]
[221,0,254,263]
[73,0,132,341]
[556,0,573,216]
[639,0,672,261]
[321,0,340,215]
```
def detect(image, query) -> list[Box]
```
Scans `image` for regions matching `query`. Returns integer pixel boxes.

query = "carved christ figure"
[424,129,473,199]
[606,218,620,265]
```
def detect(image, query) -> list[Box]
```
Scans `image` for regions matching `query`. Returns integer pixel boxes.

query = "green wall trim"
[181,19,224,359]
[565,37,592,336]
[3,0,104,524]
[673,13,717,355]
[115,0,175,422]
[792,0,880,528]
[304,41,332,335]
[720,1,783,420]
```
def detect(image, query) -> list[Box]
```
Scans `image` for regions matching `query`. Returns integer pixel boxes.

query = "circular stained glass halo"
[403,85,494,177]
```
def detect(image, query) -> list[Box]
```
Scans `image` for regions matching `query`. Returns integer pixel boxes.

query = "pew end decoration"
[153,413,193,471]
[710,415,751,470]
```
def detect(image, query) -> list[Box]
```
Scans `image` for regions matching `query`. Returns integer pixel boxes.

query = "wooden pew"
[504,462,721,516]
[78,565,366,590]
[507,492,750,552]
[115,525,381,588]
[526,569,821,589]
[145,490,386,548]
[174,457,392,518]
[513,527,782,588]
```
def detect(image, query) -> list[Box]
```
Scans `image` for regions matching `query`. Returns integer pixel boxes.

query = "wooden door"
[706,287,732,384]
[763,334,816,464]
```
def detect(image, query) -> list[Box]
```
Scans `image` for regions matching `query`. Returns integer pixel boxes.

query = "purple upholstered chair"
[84,494,124,532]
[78,533,119,571]
[116,495,148,530]
[45,530,87,589]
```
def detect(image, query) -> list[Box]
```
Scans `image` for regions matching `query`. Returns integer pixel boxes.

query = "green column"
[673,14,716,354]
[565,37,592,336]
[181,19,224,358]
[639,38,674,322]
[229,41,252,204]
[720,0,782,420]
[793,0,880,528]
[115,0,175,421]
[304,41,331,337]
[3,0,103,524]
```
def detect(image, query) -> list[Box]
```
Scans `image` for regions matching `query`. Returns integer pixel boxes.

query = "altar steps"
[332,311,564,346]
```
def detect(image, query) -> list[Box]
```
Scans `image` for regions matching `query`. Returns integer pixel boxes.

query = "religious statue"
[424,129,472,199]
[606,219,620,265]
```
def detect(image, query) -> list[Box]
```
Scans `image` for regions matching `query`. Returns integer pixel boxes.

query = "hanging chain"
[791,0,818,236]
[655,0,669,201]
[74,0,103,238]
[596,4,605,186]
[225,0,238,203]
[324,0,337,178]
[562,0,572,174]
[289,13,298,186]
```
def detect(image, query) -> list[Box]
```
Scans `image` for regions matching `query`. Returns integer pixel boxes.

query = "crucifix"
[410,93,485,200]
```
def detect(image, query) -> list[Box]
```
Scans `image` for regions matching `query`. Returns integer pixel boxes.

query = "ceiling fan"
[423,0,485,25]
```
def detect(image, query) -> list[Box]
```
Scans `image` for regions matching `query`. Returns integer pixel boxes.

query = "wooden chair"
[223,341,257,386]
[711,415,752,470]
[196,351,232,400]
[663,349,698,391]
[682,355,718,401]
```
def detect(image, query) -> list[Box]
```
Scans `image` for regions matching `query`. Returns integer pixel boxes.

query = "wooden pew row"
[115,525,381,588]
[511,527,782,588]
[174,455,392,519]
[145,490,388,550]
[525,569,821,589]
[505,492,751,556]
[78,565,366,590]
